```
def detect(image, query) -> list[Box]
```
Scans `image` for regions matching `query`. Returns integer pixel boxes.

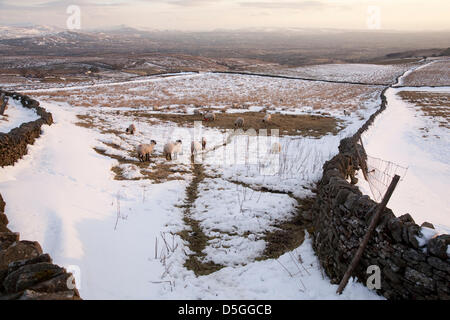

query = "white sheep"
[234,117,244,128]
[203,112,215,122]
[263,114,272,123]
[126,124,136,135]
[194,109,203,116]
[137,140,157,162]
[164,140,182,160]
[191,137,207,156]
[343,110,351,116]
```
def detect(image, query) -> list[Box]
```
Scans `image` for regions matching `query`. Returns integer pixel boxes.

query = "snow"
[0,69,390,300]
[0,98,384,299]
[0,102,188,299]
[160,233,383,300]
[416,227,439,248]
[250,63,419,84]
[0,98,39,133]
[357,86,450,232]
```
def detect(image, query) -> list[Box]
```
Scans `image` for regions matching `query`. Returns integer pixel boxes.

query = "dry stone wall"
[311,89,450,300]
[0,91,80,300]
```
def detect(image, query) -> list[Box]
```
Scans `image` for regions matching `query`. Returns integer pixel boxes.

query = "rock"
[7,254,52,274]
[383,266,401,283]
[404,267,435,291]
[407,225,421,249]
[18,289,79,300]
[427,235,450,260]
[399,214,415,224]
[403,248,425,263]
[0,194,5,213]
[3,262,65,293]
[334,189,350,206]
[0,240,42,272]
[0,232,19,244]
[387,218,403,243]
[29,272,74,293]
[428,256,450,273]
[421,222,435,229]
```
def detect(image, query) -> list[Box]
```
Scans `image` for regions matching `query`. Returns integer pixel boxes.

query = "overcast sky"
[1,0,449,31]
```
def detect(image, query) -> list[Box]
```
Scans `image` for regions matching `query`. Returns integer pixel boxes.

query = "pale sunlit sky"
[1,0,449,31]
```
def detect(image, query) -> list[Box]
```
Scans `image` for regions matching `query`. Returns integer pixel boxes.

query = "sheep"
[234,117,244,128]
[343,110,351,116]
[262,114,272,123]
[136,140,157,162]
[270,142,281,154]
[164,140,182,161]
[203,112,215,122]
[191,137,207,156]
[126,124,136,135]
[194,109,203,116]
[202,137,207,150]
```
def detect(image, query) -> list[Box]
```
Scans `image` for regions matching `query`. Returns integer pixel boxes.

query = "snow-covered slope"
[358,87,450,231]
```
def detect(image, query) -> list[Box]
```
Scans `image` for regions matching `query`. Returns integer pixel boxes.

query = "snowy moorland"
[398,58,450,87]
[245,62,421,84]
[2,60,445,300]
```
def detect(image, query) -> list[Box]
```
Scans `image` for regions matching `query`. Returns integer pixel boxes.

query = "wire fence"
[364,155,408,202]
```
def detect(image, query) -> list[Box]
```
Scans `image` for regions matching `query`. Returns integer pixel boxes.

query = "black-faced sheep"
[126,124,136,135]
[164,140,182,161]
[234,117,244,128]
[137,140,157,162]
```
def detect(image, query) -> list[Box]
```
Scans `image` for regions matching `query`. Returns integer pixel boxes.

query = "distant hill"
[0,25,449,66]
[440,47,450,56]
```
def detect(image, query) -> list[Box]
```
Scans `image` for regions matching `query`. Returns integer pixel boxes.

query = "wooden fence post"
[336,174,400,295]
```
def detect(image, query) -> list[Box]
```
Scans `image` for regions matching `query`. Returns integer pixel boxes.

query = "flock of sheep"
[127,111,280,163]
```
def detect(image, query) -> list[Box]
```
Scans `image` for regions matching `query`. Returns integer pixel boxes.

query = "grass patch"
[144,112,342,137]
[398,91,450,129]
[257,196,315,261]
[177,163,224,276]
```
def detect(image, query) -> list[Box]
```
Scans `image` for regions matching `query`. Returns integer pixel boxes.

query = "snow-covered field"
[0,97,382,299]
[2,62,433,300]
[28,72,383,113]
[357,86,450,232]
[398,59,450,87]
[246,62,421,84]
[0,98,39,133]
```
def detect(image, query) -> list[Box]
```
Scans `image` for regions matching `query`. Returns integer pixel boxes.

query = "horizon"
[2,23,450,34]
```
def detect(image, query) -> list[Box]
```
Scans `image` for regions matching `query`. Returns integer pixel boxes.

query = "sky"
[0,0,449,32]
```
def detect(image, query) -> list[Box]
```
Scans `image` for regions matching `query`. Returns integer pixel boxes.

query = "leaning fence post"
[336,174,400,295]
